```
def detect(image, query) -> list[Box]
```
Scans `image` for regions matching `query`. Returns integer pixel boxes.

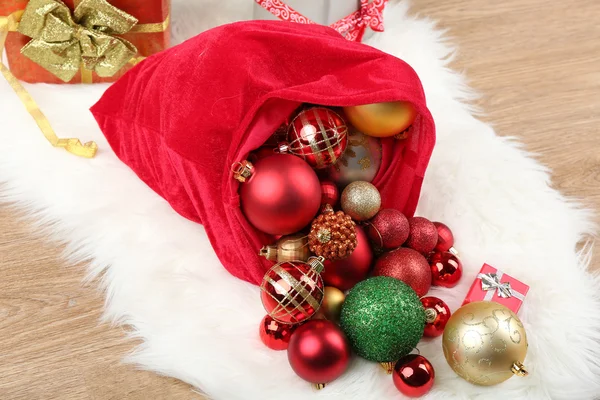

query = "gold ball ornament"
[341,181,381,221]
[442,301,529,386]
[315,287,346,322]
[343,101,417,138]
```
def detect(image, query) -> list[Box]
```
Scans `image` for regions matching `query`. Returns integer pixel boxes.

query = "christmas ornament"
[322,226,374,291]
[443,301,529,386]
[343,101,417,138]
[260,257,325,324]
[308,206,357,260]
[316,287,346,322]
[259,315,298,350]
[406,217,438,254]
[433,221,458,255]
[287,319,351,389]
[340,181,381,221]
[235,154,321,235]
[393,354,435,397]
[339,276,425,362]
[372,247,431,297]
[320,180,340,208]
[420,296,451,338]
[366,208,409,249]
[430,251,463,288]
[284,107,348,169]
[326,129,382,187]
[259,234,310,263]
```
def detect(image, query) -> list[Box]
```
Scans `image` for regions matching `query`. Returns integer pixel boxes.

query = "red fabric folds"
[91,20,436,285]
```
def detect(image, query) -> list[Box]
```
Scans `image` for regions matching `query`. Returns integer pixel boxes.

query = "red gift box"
[463,264,529,314]
[0,0,170,84]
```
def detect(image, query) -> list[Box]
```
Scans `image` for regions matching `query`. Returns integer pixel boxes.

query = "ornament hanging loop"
[232,160,254,183]
[380,361,395,375]
[511,361,528,377]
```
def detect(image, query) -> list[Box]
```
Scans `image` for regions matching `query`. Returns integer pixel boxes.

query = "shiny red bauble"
[320,180,339,208]
[429,251,463,288]
[287,107,348,169]
[420,296,451,338]
[433,221,454,252]
[322,226,373,291]
[372,247,431,297]
[393,354,435,397]
[259,315,298,350]
[239,154,321,235]
[287,320,351,385]
[366,208,409,249]
[406,217,438,254]
[260,259,325,324]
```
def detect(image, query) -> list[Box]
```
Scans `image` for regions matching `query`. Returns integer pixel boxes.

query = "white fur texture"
[1,1,600,399]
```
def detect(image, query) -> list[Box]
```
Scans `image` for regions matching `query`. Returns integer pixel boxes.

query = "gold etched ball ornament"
[442,301,529,386]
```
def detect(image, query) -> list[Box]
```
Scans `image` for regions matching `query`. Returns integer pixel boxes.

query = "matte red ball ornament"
[406,217,438,254]
[372,247,431,297]
[366,208,409,249]
[433,221,455,253]
[420,296,451,337]
[322,226,373,291]
[320,180,340,208]
[259,315,298,350]
[286,107,349,169]
[236,154,321,235]
[287,319,351,387]
[430,251,463,288]
[393,354,435,397]
[260,257,325,324]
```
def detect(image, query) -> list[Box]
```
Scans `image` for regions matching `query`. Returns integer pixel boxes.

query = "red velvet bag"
[91,20,436,285]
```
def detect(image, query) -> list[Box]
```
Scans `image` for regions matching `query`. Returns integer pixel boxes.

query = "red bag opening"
[91,20,436,285]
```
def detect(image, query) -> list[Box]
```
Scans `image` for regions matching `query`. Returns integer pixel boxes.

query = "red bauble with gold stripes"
[260,257,326,324]
[286,107,348,169]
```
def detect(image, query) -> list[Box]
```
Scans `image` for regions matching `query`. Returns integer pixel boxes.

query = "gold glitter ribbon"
[0,1,170,158]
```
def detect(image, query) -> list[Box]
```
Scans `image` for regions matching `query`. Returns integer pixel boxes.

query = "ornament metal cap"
[424,307,438,324]
[511,361,528,377]
[449,246,459,256]
[314,383,326,390]
[307,256,325,274]
[380,361,396,375]
[259,245,278,261]
[232,160,254,183]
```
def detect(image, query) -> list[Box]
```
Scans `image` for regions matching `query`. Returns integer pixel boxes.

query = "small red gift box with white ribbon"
[463,264,529,314]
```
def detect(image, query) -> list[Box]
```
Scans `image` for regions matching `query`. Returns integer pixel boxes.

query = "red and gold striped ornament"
[283,107,349,169]
[260,257,326,324]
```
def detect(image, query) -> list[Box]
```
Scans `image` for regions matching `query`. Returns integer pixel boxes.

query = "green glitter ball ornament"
[339,276,425,362]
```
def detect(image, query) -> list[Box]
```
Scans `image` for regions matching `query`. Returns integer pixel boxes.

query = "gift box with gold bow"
[0,0,170,83]
[463,264,530,314]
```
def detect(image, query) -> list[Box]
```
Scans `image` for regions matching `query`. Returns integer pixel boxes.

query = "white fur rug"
[2,1,600,399]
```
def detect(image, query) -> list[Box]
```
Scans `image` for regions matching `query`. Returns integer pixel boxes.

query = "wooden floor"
[1,1,599,398]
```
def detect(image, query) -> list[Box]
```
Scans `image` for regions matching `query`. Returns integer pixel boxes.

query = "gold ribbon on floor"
[0,0,170,158]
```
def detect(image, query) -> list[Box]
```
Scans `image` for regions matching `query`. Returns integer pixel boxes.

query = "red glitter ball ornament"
[260,257,325,324]
[259,315,298,350]
[430,251,463,288]
[433,221,455,252]
[406,217,438,254]
[372,247,431,297]
[322,226,373,291]
[393,354,435,397]
[320,180,340,208]
[366,208,409,249]
[420,296,451,337]
[286,107,348,169]
[287,319,351,387]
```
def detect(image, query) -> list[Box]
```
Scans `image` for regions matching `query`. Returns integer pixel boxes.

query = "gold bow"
[18,0,138,83]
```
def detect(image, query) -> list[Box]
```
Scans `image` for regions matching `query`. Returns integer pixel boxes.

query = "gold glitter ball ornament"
[442,301,529,386]
[309,206,357,260]
[340,181,381,221]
